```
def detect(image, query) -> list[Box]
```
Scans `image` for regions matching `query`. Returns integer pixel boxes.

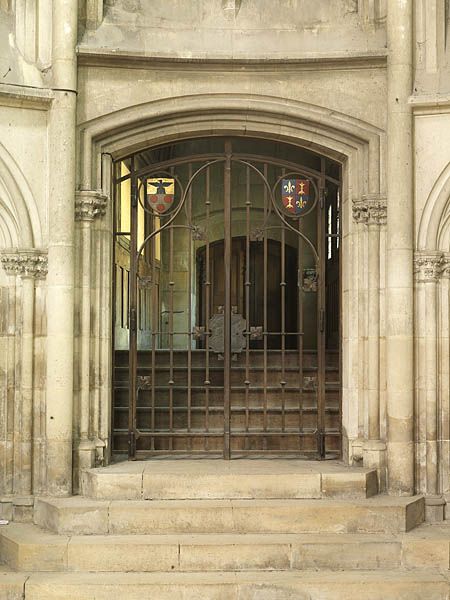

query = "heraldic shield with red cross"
[146,178,175,214]
[281,179,311,217]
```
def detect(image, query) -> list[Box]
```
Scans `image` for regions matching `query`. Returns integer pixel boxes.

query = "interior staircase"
[1,459,449,599]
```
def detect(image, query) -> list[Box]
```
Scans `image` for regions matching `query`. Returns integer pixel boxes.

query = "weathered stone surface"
[81,460,377,500]
[0,571,28,600]
[33,495,424,535]
[22,570,450,600]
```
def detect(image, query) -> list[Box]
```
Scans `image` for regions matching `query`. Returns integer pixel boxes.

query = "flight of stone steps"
[1,460,449,599]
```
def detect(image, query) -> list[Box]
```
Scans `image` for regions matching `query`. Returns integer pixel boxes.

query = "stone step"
[4,570,448,599]
[34,495,424,535]
[80,459,378,500]
[2,523,449,573]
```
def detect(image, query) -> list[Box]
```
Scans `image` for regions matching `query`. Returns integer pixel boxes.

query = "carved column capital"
[0,249,48,278]
[352,194,387,225]
[440,254,450,279]
[414,251,444,282]
[75,190,108,222]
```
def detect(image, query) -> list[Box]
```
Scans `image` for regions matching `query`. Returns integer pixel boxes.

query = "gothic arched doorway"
[112,136,341,459]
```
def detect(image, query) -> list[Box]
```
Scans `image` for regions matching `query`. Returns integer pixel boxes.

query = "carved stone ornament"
[75,190,108,221]
[222,0,241,19]
[208,311,246,354]
[352,194,387,225]
[442,255,450,279]
[414,252,445,282]
[0,250,48,278]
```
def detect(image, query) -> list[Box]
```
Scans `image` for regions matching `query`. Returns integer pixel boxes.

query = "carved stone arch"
[0,141,42,249]
[76,92,386,467]
[417,161,450,252]
[78,93,385,196]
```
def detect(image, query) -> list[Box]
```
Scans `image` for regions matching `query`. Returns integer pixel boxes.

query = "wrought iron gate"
[112,137,341,459]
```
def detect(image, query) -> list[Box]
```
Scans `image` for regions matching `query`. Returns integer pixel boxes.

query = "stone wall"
[0,0,449,515]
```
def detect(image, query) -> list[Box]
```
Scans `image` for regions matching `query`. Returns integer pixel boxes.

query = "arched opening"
[111,136,342,459]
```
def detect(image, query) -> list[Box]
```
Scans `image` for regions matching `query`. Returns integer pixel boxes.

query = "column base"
[73,439,96,494]
[94,438,106,467]
[363,440,387,492]
[425,495,446,522]
[351,438,364,465]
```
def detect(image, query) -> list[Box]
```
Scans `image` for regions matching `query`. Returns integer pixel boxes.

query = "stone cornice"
[0,83,54,111]
[352,194,387,225]
[77,48,387,72]
[0,250,48,278]
[75,190,108,221]
[409,94,450,116]
[414,251,445,282]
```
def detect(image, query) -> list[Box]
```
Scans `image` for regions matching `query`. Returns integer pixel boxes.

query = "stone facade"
[0,0,449,518]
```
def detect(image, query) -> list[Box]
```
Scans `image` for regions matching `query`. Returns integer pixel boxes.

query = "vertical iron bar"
[280,167,286,439]
[281,218,286,434]
[245,165,251,446]
[317,159,327,458]
[169,225,174,451]
[263,163,268,450]
[205,166,211,451]
[187,163,193,450]
[223,140,232,459]
[128,159,138,459]
[151,209,156,452]
[297,218,304,451]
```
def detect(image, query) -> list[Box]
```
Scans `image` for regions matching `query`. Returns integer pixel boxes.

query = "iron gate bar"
[128,158,137,458]
[245,164,251,444]
[263,162,268,449]
[317,157,327,458]
[223,140,232,459]
[204,165,211,451]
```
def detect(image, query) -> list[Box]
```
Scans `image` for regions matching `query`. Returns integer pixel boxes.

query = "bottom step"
[3,570,449,600]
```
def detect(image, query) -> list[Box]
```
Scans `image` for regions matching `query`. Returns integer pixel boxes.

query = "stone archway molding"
[0,141,42,249]
[417,160,450,252]
[76,92,386,471]
[77,93,385,197]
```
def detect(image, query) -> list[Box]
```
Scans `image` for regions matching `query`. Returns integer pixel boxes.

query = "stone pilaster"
[414,251,445,521]
[45,0,78,496]
[1,250,47,495]
[353,195,387,488]
[74,191,108,488]
[386,0,414,496]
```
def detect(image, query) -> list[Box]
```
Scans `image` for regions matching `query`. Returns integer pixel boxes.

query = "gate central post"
[223,141,232,458]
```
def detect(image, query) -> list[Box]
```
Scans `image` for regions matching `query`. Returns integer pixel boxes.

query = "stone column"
[386,0,414,496]
[0,250,48,495]
[415,252,445,521]
[45,0,78,495]
[440,256,450,513]
[353,195,387,488]
[74,191,107,480]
